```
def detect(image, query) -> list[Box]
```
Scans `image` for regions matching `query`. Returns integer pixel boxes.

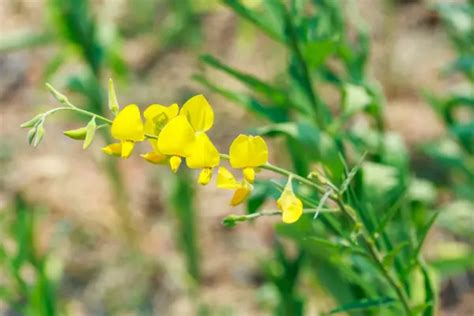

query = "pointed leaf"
[328,297,397,314]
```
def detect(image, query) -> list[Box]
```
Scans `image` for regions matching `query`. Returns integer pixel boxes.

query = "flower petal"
[141,151,167,164]
[186,133,220,169]
[277,179,303,224]
[216,167,240,189]
[180,94,214,132]
[121,141,135,158]
[169,156,182,173]
[111,104,145,141]
[229,134,268,168]
[144,103,179,135]
[157,115,196,157]
[243,167,255,183]
[230,184,251,206]
[198,167,213,185]
[102,143,122,156]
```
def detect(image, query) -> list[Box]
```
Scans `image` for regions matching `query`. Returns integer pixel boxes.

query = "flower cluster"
[23,80,304,224]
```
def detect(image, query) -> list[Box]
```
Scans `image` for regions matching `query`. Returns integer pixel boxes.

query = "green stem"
[219,154,332,198]
[283,8,326,129]
[335,199,413,315]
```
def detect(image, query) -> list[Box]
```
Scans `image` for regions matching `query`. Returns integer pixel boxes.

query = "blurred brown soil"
[0,0,472,315]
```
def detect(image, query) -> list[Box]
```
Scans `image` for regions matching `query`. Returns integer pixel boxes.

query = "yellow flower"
[157,115,196,172]
[277,178,303,224]
[141,103,179,166]
[180,94,214,132]
[102,104,144,158]
[217,167,252,206]
[186,133,220,185]
[229,134,268,183]
[181,95,220,184]
[144,103,179,138]
[153,94,219,178]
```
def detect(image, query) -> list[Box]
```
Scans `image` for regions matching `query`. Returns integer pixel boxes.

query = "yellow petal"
[102,143,122,156]
[216,167,240,189]
[144,103,179,135]
[230,184,252,206]
[169,156,182,173]
[157,116,196,157]
[229,134,268,168]
[111,104,145,142]
[141,152,167,164]
[186,133,220,169]
[121,141,135,158]
[180,94,214,132]
[198,168,213,185]
[243,167,255,183]
[277,179,303,224]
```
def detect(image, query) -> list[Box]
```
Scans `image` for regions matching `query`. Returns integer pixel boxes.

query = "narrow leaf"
[200,54,288,105]
[328,297,397,314]
[414,212,440,260]
[222,0,284,43]
[194,74,288,122]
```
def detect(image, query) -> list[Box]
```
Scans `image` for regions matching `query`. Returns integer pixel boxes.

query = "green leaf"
[306,237,367,258]
[303,39,338,69]
[342,84,372,115]
[382,242,409,269]
[222,0,284,43]
[252,122,320,147]
[108,78,120,115]
[419,259,436,316]
[413,212,439,260]
[328,297,397,314]
[83,116,96,149]
[430,253,474,278]
[200,54,289,106]
[194,74,288,122]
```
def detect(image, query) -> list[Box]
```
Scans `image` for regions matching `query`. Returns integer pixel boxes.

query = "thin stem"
[254,208,337,218]
[283,8,326,129]
[219,154,332,199]
[336,199,412,315]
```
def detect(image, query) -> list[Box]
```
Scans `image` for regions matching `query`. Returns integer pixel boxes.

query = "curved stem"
[219,154,332,198]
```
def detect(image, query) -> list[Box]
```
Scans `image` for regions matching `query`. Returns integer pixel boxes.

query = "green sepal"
[108,78,119,115]
[83,116,97,149]
[20,114,44,128]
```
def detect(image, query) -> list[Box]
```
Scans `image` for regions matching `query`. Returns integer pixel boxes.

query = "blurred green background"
[0,0,472,315]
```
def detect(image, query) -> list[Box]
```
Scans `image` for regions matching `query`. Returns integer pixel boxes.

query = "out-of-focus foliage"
[197,0,462,315]
[0,196,63,316]
[421,1,474,283]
